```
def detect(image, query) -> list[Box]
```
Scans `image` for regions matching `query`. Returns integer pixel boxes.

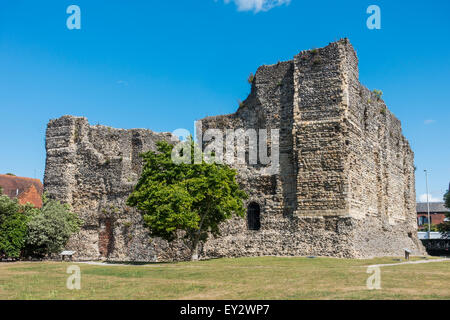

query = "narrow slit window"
[247,202,261,231]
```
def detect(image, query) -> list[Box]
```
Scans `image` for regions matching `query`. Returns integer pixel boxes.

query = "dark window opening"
[247,202,261,231]
[418,216,432,226]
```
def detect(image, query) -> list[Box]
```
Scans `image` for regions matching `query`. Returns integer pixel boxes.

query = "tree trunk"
[190,211,208,261]
[191,240,199,261]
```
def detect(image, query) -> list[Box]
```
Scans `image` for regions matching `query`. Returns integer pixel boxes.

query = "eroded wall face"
[338,41,421,255]
[200,39,424,258]
[200,60,346,258]
[293,42,348,216]
[44,39,424,261]
[44,115,190,261]
[201,60,297,217]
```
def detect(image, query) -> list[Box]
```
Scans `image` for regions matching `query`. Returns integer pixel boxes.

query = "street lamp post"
[424,170,431,240]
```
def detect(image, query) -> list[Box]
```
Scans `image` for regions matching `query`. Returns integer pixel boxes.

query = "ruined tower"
[44,39,424,261]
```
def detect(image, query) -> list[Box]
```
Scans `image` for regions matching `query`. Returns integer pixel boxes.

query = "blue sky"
[0,0,449,202]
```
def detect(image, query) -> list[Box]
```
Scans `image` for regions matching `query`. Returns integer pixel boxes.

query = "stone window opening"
[247,202,261,231]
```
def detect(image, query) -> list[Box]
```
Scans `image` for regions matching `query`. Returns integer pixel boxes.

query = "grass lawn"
[0,256,448,300]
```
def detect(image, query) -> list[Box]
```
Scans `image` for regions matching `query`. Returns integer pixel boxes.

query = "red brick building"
[0,174,44,208]
[417,202,449,229]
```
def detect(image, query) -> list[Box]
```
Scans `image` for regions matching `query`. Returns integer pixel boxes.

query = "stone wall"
[200,39,424,258]
[44,39,425,261]
[44,115,190,261]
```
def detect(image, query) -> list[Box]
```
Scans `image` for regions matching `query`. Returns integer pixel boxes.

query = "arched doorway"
[247,202,261,231]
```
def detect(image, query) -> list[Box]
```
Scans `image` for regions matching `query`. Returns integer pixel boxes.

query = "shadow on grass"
[89,258,220,266]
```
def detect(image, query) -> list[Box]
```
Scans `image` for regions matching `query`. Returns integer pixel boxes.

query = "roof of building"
[0,174,43,208]
[417,202,450,213]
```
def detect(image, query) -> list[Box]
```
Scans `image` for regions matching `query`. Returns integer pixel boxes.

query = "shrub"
[438,189,450,234]
[123,221,132,228]
[373,89,383,100]
[419,224,439,232]
[313,56,322,65]
[0,195,33,259]
[247,73,254,84]
[25,199,82,258]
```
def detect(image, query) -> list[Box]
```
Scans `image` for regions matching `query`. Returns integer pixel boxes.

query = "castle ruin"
[44,39,425,261]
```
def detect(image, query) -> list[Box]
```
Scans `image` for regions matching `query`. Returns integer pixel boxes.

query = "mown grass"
[0,256,448,300]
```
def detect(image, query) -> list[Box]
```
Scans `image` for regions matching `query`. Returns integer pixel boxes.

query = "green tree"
[25,197,82,257]
[127,139,247,260]
[419,223,439,232]
[444,189,450,209]
[438,189,450,234]
[0,194,33,259]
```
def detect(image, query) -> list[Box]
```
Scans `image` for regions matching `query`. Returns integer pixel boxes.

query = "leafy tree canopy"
[444,189,450,209]
[127,138,247,260]
[25,196,82,257]
[438,189,450,234]
[0,194,35,259]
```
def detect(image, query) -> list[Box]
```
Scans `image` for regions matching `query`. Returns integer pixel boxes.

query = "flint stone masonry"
[44,39,425,261]
[44,116,189,261]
